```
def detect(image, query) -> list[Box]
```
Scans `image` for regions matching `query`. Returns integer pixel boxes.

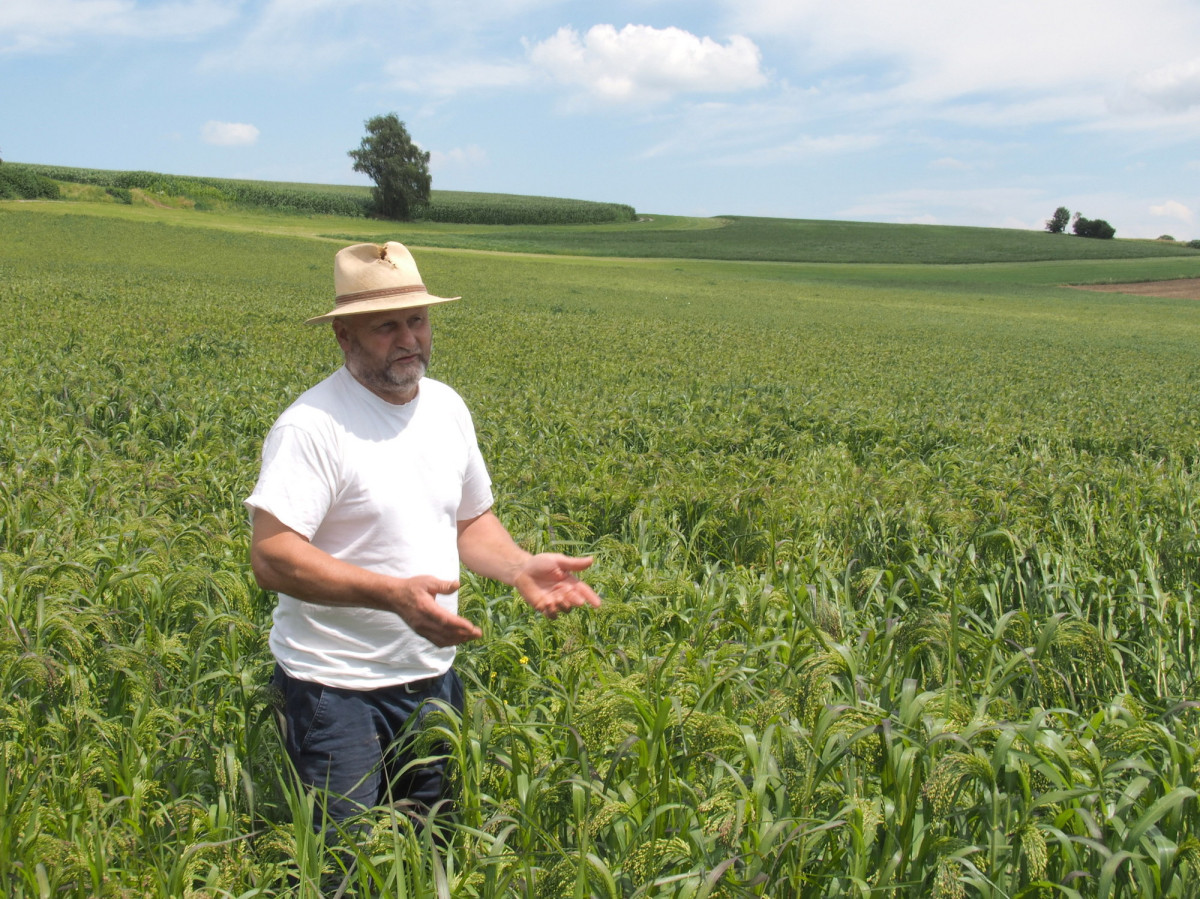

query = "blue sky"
[4,0,1200,238]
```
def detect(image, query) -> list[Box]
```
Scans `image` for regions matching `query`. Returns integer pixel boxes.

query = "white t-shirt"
[245,367,494,689]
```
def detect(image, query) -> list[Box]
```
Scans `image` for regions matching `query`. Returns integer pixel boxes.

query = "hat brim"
[305,291,460,325]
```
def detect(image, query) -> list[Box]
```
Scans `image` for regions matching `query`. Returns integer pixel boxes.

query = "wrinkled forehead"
[334,305,432,331]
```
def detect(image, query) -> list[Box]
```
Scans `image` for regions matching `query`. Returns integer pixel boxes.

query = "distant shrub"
[1189,239,1200,249]
[0,165,60,200]
[1157,235,1176,241]
[105,187,133,205]
[1072,215,1116,240]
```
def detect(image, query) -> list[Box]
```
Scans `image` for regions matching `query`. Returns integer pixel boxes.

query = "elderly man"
[246,241,600,829]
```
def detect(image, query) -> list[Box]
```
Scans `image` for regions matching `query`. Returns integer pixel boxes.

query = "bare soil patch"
[1069,278,1200,300]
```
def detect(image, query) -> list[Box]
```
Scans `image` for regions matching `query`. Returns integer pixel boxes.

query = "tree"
[348,114,431,220]
[1045,206,1070,234]
[1071,213,1116,240]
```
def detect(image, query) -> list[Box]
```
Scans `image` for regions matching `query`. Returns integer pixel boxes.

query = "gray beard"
[359,357,427,395]
[343,336,431,401]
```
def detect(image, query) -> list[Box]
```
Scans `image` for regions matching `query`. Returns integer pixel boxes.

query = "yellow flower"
[519,656,529,665]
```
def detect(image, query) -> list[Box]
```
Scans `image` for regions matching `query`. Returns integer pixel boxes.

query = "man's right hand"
[389,574,482,646]
[250,509,482,646]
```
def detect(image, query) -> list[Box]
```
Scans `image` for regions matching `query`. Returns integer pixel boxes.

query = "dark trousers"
[272,664,464,830]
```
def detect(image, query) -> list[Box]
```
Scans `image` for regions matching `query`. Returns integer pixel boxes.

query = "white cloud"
[1150,200,1195,223]
[840,187,1047,225]
[195,0,561,77]
[722,0,1200,136]
[197,0,376,74]
[415,0,576,32]
[0,0,237,51]
[630,81,885,169]
[527,24,767,104]
[728,0,1199,84]
[384,57,533,96]
[925,93,1108,130]
[429,145,489,172]
[202,121,259,146]
[713,132,879,167]
[1114,58,1200,114]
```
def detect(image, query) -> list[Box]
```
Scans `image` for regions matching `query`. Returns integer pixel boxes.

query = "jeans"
[272,664,464,829]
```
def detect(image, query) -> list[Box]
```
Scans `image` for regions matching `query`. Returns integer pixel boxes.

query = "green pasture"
[325,214,1200,264]
[2,200,1200,897]
[12,163,1200,263]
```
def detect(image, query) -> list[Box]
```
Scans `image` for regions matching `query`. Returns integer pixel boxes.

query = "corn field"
[8,164,636,225]
[1,204,1199,897]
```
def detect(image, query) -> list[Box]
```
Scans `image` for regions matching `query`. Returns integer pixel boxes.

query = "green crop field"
[2,194,1200,897]
[323,214,1200,264]
[8,163,637,226]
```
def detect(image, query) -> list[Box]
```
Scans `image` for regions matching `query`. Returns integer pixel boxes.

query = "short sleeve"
[458,437,494,521]
[245,422,340,539]
[454,400,494,521]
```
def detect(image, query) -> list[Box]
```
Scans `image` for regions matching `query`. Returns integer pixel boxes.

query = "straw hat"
[305,241,460,324]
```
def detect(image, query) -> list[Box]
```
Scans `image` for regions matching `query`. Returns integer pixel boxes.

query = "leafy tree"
[1071,213,1116,240]
[348,114,431,220]
[1045,206,1071,234]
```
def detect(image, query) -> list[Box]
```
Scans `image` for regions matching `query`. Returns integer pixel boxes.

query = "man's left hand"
[513,554,602,619]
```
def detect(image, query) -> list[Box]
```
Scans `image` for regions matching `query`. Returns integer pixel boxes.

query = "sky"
[3,0,1200,239]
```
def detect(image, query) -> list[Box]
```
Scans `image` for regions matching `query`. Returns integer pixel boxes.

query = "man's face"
[333,306,432,404]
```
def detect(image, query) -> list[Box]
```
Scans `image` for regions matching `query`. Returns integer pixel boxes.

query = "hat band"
[335,283,428,305]
[336,284,429,304]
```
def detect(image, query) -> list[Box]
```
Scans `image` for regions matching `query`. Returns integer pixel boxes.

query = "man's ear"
[331,318,349,351]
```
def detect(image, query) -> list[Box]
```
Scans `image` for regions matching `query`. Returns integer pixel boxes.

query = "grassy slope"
[7,202,1196,446]
[326,214,1200,265]
[9,180,1200,266]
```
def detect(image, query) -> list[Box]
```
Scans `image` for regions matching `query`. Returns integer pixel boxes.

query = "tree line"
[1045,206,1116,239]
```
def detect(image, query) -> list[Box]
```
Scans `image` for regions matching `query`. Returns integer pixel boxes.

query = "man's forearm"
[457,509,601,620]
[250,508,481,646]
[456,509,532,585]
[252,523,399,610]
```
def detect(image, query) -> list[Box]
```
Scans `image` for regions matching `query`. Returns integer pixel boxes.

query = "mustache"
[388,349,424,363]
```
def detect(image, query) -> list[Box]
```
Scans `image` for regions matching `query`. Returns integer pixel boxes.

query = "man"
[246,241,600,829]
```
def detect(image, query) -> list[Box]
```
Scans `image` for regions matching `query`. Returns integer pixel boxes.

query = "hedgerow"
[0,164,60,200]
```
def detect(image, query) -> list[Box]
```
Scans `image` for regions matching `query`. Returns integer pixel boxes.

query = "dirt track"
[1070,278,1200,300]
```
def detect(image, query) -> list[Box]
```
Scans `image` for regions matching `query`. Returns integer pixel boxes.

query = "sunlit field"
[2,201,1200,897]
